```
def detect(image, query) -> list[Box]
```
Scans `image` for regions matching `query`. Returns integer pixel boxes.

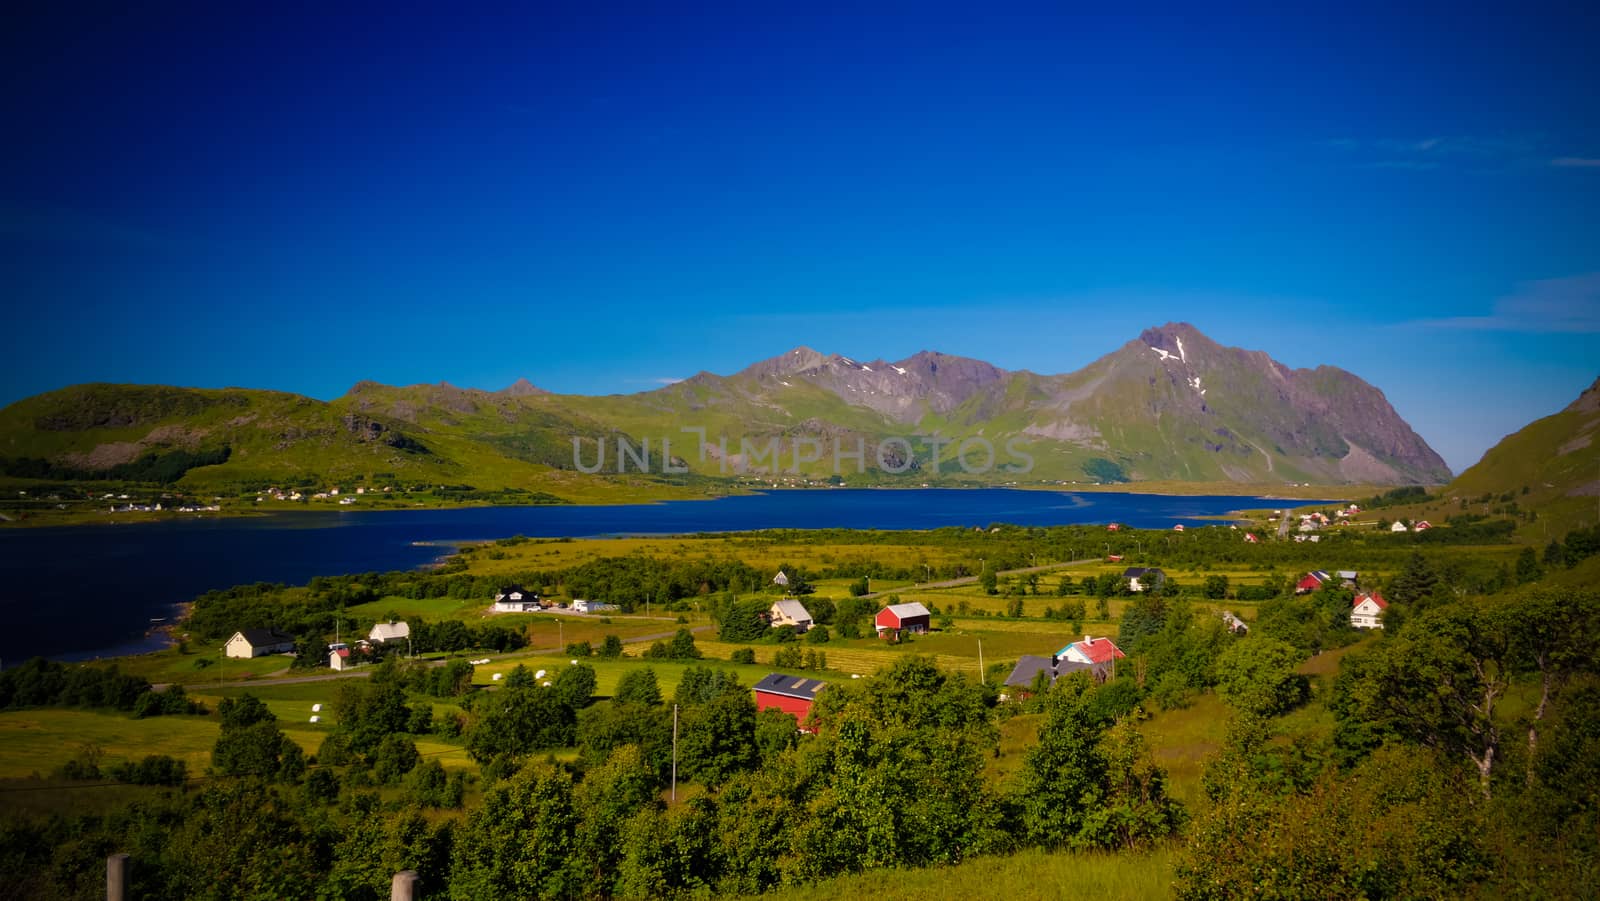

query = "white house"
[225,628,296,659]
[1390,521,1409,532]
[491,586,541,612]
[329,644,365,670]
[1351,592,1388,629]
[368,621,410,644]
[772,570,790,587]
[770,598,814,632]
[1122,567,1166,593]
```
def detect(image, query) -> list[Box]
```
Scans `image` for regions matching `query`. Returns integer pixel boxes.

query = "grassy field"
[468,654,782,699]
[745,845,1178,901]
[457,535,975,578]
[0,708,221,779]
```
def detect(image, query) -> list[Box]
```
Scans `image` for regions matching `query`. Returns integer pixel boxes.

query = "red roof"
[1107,523,1121,531]
[1075,637,1126,664]
[1107,554,1124,562]
[1355,591,1388,609]
[1296,573,1325,591]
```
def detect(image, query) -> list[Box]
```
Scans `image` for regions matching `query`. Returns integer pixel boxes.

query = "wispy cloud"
[1324,135,1543,172]
[1551,156,1600,168]
[1412,273,1600,333]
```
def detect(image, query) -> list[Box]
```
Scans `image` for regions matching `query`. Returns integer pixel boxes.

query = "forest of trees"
[3,520,1597,898]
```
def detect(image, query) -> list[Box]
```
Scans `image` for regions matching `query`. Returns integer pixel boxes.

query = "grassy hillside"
[1446,376,1600,536]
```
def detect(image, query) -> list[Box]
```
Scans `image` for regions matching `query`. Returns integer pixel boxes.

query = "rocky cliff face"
[707,322,1451,483]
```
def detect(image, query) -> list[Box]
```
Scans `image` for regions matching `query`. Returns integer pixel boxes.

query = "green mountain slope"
[1447,376,1600,533]
[0,324,1457,499]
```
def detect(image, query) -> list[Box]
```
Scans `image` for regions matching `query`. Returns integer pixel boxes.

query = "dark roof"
[1123,567,1164,578]
[236,627,293,646]
[1004,655,1056,688]
[1003,655,1108,688]
[753,672,827,701]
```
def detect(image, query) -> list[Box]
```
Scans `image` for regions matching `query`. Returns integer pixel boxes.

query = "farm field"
[456,535,975,578]
[745,845,1179,901]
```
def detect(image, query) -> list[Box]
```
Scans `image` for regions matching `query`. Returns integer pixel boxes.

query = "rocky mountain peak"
[498,377,547,397]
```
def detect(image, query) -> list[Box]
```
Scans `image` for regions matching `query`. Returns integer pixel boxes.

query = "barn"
[875,601,932,639]
[753,673,826,730]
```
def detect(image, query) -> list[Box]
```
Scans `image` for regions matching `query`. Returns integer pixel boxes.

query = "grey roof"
[770,599,813,623]
[1123,567,1164,578]
[883,601,931,620]
[1003,654,1107,688]
[1004,655,1057,688]
[369,621,410,642]
[236,628,293,646]
[753,672,827,701]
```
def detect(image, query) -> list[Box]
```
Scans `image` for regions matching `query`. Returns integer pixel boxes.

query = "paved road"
[157,624,715,691]
[860,557,1102,599]
[1276,508,1295,539]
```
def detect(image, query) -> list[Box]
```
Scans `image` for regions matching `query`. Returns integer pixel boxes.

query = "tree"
[1514,547,1543,585]
[465,685,577,763]
[212,695,304,781]
[1342,601,1511,796]
[754,707,800,764]
[372,734,420,784]
[1118,593,1169,650]
[1012,679,1106,847]
[980,569,999,595]
[614,667,662,706]
[571,745,660,895]
[332,675,414,754]
[553,662,598,710]
[505,664,536,688]
[1214,638,1309,718]
[675,666,743,706]
[666,628,702,659]
[1202,575,1229,600]
[450,763,579,899]
[677,691,758,787]
[599,634,625,659]
[1387,551,1440,606]
[577,701,674,782]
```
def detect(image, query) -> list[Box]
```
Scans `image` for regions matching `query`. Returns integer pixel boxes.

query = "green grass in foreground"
[745,845,1177,901]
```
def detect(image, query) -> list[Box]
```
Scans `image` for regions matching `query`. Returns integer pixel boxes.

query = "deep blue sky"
[3,3,1598,473]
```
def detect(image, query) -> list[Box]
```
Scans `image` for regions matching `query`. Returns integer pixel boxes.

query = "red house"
[753,672,826,730]
[875,602,932,639]
[1295,571,1331,594]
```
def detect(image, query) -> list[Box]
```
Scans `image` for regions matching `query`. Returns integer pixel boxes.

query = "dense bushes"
[0,658,204,716]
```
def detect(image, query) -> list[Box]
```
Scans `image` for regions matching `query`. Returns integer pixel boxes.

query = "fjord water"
[0,488,1311,664]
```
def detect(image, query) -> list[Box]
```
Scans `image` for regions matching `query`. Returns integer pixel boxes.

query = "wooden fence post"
[391,869,419,901]
[106,853,130,901]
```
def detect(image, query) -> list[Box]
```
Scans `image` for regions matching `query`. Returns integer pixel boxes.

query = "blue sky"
[3,3,1597,473]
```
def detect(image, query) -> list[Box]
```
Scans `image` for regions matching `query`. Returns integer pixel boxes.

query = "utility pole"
[671,703,679,803]
[978,639,985,684]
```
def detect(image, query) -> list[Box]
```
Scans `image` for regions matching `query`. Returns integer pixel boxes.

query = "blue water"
[0,488,1308,663]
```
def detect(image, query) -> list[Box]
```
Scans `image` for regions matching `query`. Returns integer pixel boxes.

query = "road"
[860,557,1103,599]
[157,624,715,691]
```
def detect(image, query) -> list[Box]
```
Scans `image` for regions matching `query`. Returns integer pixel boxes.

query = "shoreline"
[0,481,1372,530]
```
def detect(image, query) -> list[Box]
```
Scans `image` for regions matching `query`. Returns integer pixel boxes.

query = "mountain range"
[0,323,1455,499]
